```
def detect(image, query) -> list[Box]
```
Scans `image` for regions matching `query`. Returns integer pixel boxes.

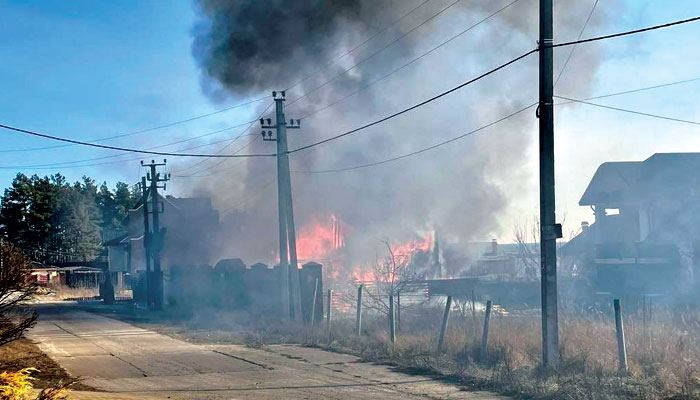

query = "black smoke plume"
[186,0,623,270]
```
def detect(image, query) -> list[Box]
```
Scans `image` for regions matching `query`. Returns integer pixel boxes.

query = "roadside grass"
[33,285,99,302]
[0,338,95,392]
[140,304,700,400]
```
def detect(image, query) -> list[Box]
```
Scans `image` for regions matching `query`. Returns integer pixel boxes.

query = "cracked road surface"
[27,304,505,399]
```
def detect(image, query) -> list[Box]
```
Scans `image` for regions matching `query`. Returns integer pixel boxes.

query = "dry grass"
[34,285,98,302]
[0,367,75,400]
[0,338,95,392]
[155,303,700,400]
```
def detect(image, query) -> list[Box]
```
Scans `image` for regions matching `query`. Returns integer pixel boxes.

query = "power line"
[548,15,700,49]
[295,0,524,122]
[0,123,274,158]
[286,0,464,109]
[161,1,437,175]
[187,0,522,177]
[3,16,697,164]
[11,76,695,171]
[288,15,700,154]
[0,95,269,153]
[285,0,432,92]
[554,0,598,87]
[579,77,700,101]
[288,49,537,154]
[171,135,260,177]
[0,135,253,170]
[219,177,277,214]
[170,102,276,176]
[292,102,535,174]
[554,95,700,126]
[0,123,261,169]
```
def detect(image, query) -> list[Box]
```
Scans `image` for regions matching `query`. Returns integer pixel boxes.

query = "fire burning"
[294,214,434,283]
[296,214,344,261]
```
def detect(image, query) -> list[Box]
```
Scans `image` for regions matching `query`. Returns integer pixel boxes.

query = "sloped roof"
[579,153,700,206]
[103,233,128,247]
[579,162,641,205]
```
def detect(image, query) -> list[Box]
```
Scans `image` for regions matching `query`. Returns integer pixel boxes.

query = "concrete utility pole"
[261,91,303,321]
[140,177,152,309]
[142,160,170,310]
[538,0,561,367]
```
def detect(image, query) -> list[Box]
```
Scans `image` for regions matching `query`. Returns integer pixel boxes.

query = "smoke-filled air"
[187,0,621,276]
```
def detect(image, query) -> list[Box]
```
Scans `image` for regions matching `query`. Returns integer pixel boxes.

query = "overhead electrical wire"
[188,0,522,177]
[554,0,598,87]
[170,2,438,176]
[219,177,278,214]
[1,15,697,163]
[294,0,524,122]
[1,123,261,169]
[11,76,696,171]
[288,49,538,154]
[102,0,431,172]
[0,135,254,170]
[172,0,522,178]
[285,0,464,109]
[287,15,700,154]
[292,73,700,175]
[170,135,260,177]
[555,95,700,126]
[548,16,700,49]
[170,102,276,176]
[0,123,274,158]
[577,76,700,101]
[0,95,269,153]
[292,102,536,174]
[285,0,432,92]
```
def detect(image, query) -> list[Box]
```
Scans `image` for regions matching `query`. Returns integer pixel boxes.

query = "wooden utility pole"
[140,177,152,309]
[261,91,303,321]
[142,160,169,310]
[538,0,561,367]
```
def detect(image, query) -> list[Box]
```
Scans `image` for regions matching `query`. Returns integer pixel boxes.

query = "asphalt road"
[27,303,505,399]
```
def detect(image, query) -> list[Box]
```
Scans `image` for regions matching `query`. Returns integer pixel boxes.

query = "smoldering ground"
[179,0,623,268]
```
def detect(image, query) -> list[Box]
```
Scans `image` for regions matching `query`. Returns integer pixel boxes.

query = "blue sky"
[1,0,699,240]
[0,0,262,186]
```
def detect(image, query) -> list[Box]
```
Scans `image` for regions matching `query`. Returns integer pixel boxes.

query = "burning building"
[566,153,700,295]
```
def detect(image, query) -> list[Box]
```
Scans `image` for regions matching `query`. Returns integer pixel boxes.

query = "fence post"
[327,289,333,342]
[480,300,492,361]
[396,291,401,332]
[311,278,319,326]
[437,295,453,352]
[614,299,628,374]
[471,288,477,326]
[356,284,363,336]
[389,294,396,344]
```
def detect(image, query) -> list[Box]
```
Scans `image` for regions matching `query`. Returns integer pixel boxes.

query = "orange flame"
[296,214,343,261]
[294,215,433,284]
[351,233,432,283]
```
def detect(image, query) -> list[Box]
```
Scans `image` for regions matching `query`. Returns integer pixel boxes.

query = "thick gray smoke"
[186,0,623,269]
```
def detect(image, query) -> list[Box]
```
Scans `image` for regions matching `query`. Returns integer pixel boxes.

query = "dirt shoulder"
[0,337,97,391]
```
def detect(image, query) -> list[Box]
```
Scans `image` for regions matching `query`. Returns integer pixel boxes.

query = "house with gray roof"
[566,153,700,295]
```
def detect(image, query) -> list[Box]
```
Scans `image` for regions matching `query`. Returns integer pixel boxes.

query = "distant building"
[566,153,700,294]
[106,195,220,277]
